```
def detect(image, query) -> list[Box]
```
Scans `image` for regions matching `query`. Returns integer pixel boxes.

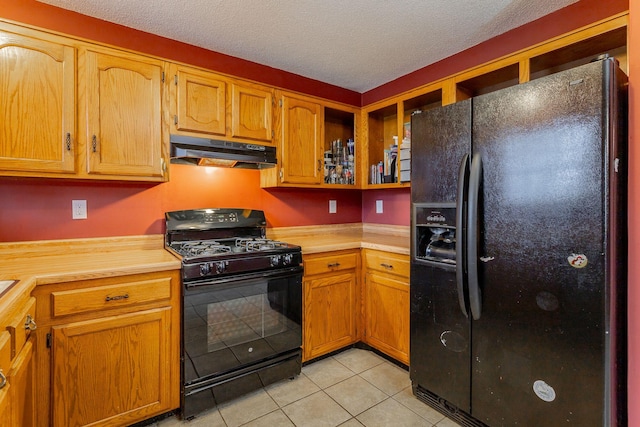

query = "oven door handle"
[185,265,304,288]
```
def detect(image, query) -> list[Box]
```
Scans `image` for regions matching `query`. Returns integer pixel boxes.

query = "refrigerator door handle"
[467,153,482,320]
[456,154,470,317]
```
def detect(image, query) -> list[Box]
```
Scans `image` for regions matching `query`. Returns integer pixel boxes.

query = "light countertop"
[267,223,410,255]
[0,225,409,309]
[0,235,180,308]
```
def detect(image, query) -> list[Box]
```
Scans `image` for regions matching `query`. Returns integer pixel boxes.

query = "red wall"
[361,189,410,225]
[0,166,362,241]
[627,1,639,424]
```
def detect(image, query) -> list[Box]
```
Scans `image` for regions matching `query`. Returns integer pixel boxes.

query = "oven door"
[183,265,302,387]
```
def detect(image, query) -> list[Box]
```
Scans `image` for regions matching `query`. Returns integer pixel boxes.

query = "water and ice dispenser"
[413,204,457,266]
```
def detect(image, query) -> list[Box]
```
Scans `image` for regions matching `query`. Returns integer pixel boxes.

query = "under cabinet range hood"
[170,134,276,169]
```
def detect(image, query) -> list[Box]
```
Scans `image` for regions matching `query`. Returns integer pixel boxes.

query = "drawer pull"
[380,263,394,270]
[24,314,37,331]
[327,262,341,268]
[105,294,129,302]
[0,370,5,389]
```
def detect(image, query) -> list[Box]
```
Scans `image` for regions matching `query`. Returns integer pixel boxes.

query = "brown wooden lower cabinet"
[364,272,410,365]
[302,248,410,365]
[362,249,410,365]
[32,270,181,427]
[0,377,8,427]
[7,338,35,427]
[0,293,37,427]
[0,345,8,427]
[303,250,360,361]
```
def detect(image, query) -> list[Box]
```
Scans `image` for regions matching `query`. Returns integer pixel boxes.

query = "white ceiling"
[37,0,578,93]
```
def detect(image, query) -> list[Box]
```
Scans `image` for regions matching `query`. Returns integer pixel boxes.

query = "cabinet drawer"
[6,297,36,359]
[51,277,171,318]
[304,252,358,276]
[365,250,410,278]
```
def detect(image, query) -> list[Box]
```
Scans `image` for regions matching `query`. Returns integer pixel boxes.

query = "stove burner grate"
[172,240,232,257]
[235,238,287,252]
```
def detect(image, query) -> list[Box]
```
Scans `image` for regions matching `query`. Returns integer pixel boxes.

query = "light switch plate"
[72,200,87,219]
[376,200,383,214]
[329,200,337,214]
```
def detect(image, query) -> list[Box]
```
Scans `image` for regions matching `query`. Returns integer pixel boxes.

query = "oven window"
[206,283,288,352]
[184,273,302,382]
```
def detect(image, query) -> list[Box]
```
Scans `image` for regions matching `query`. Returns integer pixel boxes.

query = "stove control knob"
[270,255,281,267]
[214,261,227,274]
[282,253,293,266]
[199,263,212,276]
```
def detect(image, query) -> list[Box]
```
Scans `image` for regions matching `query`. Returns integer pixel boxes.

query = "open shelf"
[456,63,520,98]
[324,107,356,186]
[367,103,399,185]
[403,89,442,120]
[530,26,627,80]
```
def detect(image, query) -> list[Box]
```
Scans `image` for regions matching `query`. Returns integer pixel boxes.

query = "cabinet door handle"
[317,159,322,172]
[327,262,341,268]
[24,314,37,331]
[65,133,71,151]
[105,294,129,302]
[0,370,6,389]
[92,135,97,152]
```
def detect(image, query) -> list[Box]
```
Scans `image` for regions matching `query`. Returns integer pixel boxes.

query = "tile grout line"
[158,348,460,427]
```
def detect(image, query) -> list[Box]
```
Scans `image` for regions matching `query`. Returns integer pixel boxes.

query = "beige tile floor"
[155,348,462,427]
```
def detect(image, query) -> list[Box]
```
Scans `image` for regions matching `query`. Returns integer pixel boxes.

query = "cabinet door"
[172,65,226,136]
[230,82,273,142]
[280,95,323,185]
[7,338,35,427]
[304,272,357,361]
[365,272,409,364]
[0,331,11,427]
[83,49,166,179]
[51,307,172,427]
[0,31,76,174]
[0,383,8,427]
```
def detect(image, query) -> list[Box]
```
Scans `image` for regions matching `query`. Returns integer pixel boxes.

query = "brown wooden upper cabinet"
[230,81,274,143]
[0,22,169,182]
[277,93,323,185]
[169,64,227,137]
[261,91,358,188]
[0,13,627,187]
[81,47,167,180]
[169,64,274,145]
[0,29,76,175]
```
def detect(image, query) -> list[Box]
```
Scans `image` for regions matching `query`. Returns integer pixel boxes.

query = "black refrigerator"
[410,57,627,427]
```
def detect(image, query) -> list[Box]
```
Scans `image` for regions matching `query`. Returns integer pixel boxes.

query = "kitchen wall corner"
[361,187,410,226]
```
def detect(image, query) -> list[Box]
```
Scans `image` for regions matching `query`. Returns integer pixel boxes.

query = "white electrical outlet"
[376,200,384,214]
[72,200,87,219]
[329,200,337,214]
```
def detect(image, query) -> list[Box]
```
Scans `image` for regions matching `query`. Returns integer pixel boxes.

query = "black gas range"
[165,208,303,283]
[165,208,303,419]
